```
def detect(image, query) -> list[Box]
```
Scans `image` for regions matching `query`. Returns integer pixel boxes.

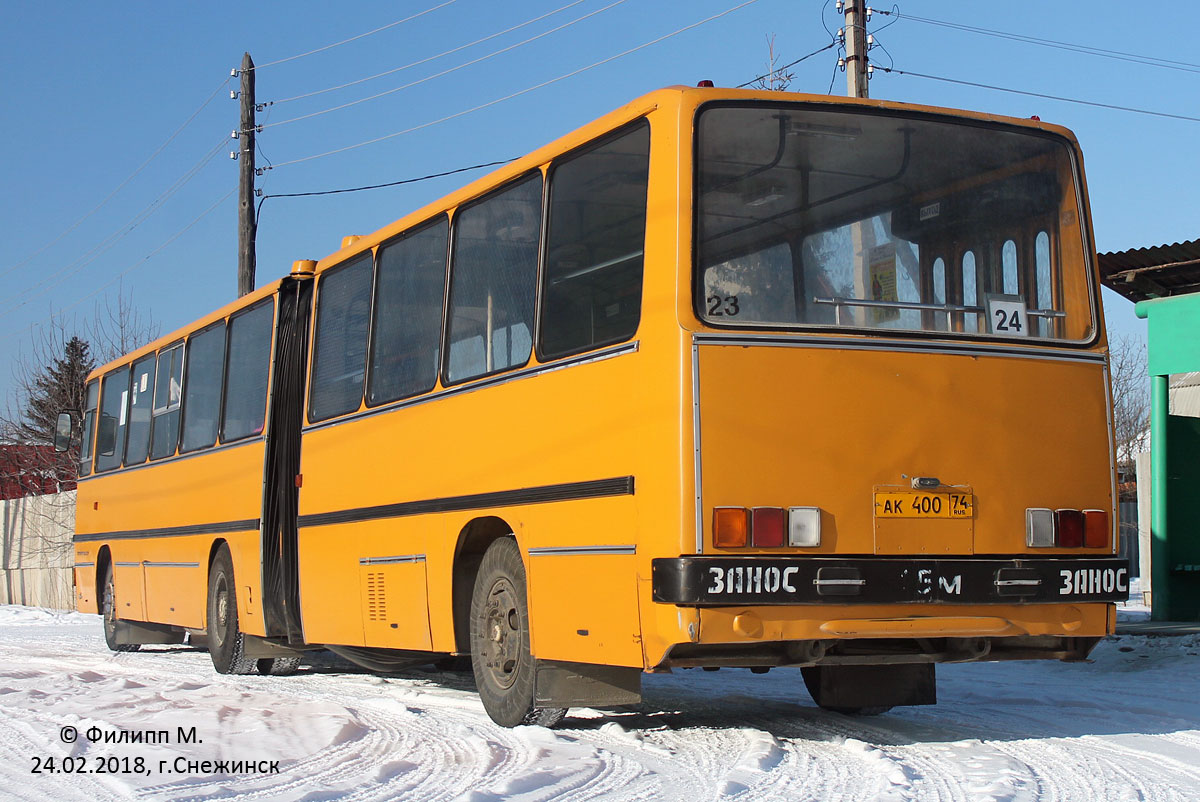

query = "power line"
[261,159,516,200]
[250,0,463,70]
[57,188,237,318]
[1,77,230,281]
[256,0,631,132]
[0,137,229,318]
[879,66,1200,123]
[270,0,589,105]
[5,188,237,343]
[736,42,837,88]
[877,10,1200,74]
[269,0,763,169]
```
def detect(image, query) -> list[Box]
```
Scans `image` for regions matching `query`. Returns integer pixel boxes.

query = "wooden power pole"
[844,0,870,98]
[237,52,257,297]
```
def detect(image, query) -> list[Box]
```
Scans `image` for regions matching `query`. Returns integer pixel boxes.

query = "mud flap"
[535,659,642,708]
[803,664,936,709]
[113,620,186,646]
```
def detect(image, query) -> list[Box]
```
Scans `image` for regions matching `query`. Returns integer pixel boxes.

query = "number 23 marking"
[707,295,740,316]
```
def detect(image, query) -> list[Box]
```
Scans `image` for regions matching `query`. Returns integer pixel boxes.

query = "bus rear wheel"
[258,657,301,675]
[469,538,566,728]
[101,562,140,653]
[207,545,256,675]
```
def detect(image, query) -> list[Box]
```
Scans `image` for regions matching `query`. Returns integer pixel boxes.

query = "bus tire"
[258,657,302,676]
[469,538,566,728]
[101,562,140,653]
[207,545,256,675]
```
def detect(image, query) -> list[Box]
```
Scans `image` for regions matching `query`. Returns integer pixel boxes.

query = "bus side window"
[222,299,274,441]
[123,354,157,466]
[95,366,131,472]
[180,322,227,453]
[369,217,448,405]
[78,379,99,477]
[539,120,649,360]
[961,250,979,332]
[1002,238,1019,294]
[150,343,184,460]
[1036,230,1053,337]
[445,173,542,384]
[310,255,373,422]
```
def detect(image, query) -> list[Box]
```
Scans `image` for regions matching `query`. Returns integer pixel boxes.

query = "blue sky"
[1,0,1195,404]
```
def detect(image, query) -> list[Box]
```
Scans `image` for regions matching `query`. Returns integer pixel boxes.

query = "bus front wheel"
[101,562,140,653]
[206,545,256,675]
[469,538,566,728]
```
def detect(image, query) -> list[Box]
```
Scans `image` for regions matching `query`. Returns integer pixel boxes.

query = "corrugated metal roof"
[1099,239,1200,303]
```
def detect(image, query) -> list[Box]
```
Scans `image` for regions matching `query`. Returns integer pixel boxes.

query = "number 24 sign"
[985,294,1028,337]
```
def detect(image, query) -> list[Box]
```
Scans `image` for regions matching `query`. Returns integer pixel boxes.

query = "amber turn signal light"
[1083,509,1109,549]
[713,507,749,548]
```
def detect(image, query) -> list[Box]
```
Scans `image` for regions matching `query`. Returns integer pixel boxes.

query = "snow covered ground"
[2,603,1198,802]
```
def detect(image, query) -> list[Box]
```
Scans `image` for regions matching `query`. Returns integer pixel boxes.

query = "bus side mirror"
[54,411,78,453]
[97,415,118,457]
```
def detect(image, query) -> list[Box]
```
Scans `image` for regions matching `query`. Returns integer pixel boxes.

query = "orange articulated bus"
[66,86,1127,727]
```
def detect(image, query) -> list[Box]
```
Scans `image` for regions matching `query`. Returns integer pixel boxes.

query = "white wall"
[0,490,75,610]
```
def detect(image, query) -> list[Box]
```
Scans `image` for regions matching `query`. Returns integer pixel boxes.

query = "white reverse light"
[1026,508,1055,547]
[788,507,821,547]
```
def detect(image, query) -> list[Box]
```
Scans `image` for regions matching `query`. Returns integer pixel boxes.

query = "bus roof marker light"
[1026,508,1055,547]
[713,507,749,548]
[788,507,821,548]
[751,507,785,548]
[1055,509,1085,549]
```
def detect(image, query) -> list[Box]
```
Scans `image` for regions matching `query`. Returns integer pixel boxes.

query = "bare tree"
[87,287,160,365]
[1,288,158,494]
[751,35,795,92]
[1109,333,1149,474]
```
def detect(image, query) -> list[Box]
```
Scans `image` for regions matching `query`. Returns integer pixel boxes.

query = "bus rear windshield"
[695,103,1095,342]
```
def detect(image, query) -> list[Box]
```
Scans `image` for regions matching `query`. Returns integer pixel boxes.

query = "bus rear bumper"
[651,555,1130,606]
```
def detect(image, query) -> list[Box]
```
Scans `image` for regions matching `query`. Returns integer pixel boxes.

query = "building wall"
[0,490,75,610]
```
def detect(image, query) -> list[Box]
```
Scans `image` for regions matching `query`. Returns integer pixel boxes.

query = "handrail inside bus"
[549,250,644,284]
[812,296,1067,319]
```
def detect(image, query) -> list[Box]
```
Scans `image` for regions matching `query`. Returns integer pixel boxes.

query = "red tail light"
[1083,509,1109,549]
[751,507,785,547]
[1055,509,1085,548]
[713,507,749,548]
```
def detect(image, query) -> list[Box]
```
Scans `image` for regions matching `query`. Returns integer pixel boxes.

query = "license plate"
[874,491,973,519]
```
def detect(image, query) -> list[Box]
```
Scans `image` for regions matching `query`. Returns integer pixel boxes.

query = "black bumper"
[651,556,1130,606]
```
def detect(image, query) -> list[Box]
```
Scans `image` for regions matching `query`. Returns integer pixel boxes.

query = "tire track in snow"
[7,613,1200,802]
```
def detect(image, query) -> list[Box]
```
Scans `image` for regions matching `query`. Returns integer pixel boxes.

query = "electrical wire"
[249,0,463,70]
[256,0,631,132]
[261,159,516,200]
[879,67,1200,123]
[827,43,844,94]
[1,77,230,281]
[5,187,237,345]
[0,137,229,318]
[877,10,1200,74]
[267,0,763,169]
[737,42,836,88]
[270,0,589,105]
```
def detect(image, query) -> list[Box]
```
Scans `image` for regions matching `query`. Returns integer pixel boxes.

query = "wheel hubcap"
[480,578,521,689]
[103,577,116,634]
[213,576,228,647]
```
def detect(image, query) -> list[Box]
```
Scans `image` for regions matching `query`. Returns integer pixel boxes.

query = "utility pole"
[843,0,870,98]
[236,52,257,297]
